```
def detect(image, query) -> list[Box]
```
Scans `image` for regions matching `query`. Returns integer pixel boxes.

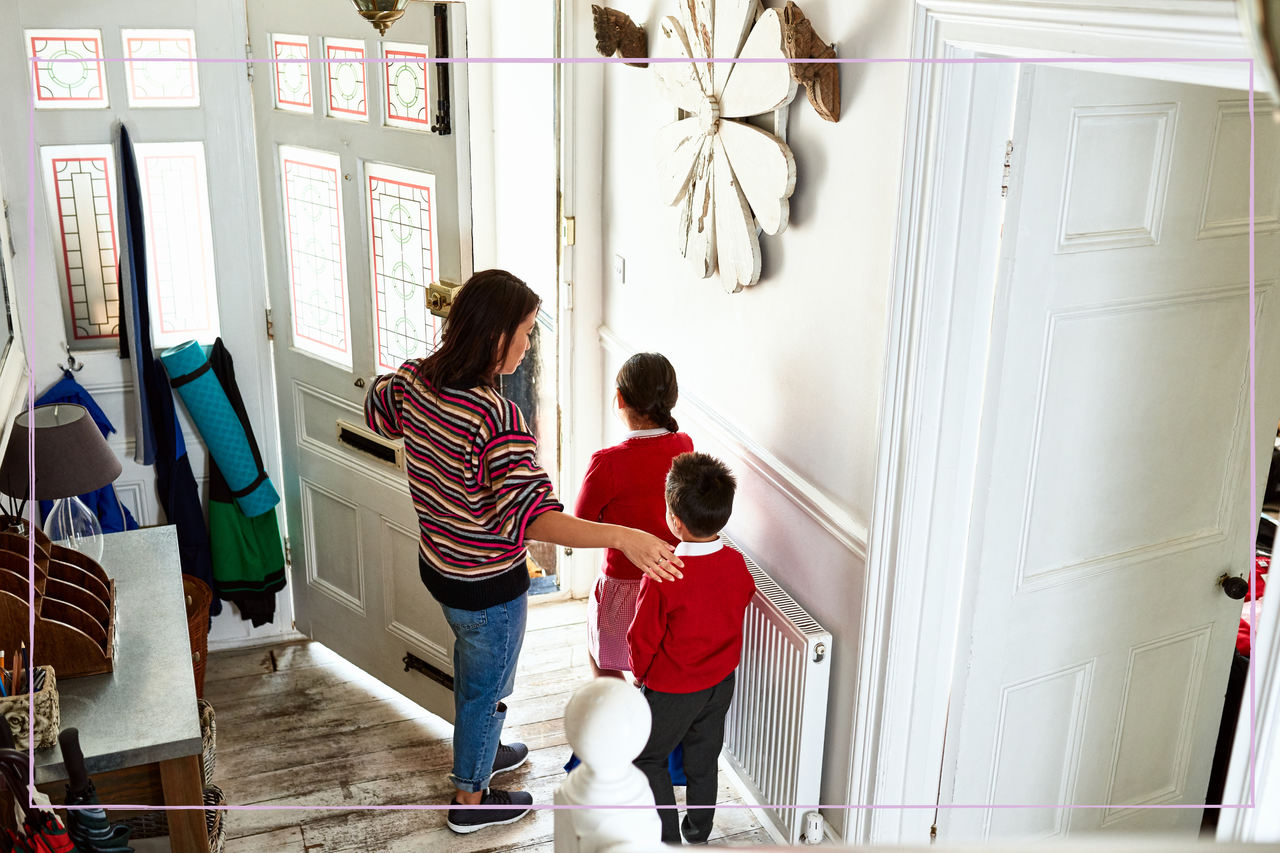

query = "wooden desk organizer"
[0,517,115,678]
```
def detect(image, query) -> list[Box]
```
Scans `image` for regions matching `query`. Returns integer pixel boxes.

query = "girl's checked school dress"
[573,427,693,671]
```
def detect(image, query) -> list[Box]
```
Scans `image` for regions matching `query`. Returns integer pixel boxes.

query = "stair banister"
[554,677,663,852]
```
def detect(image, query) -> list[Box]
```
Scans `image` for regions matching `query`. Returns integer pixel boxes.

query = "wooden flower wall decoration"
[653,0,799,292]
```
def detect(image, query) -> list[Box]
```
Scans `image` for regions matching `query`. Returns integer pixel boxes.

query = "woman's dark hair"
[416,269,540,391]
[616,352,679,432]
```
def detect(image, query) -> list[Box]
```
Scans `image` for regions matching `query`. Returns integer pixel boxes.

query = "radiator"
[721,537,832,845]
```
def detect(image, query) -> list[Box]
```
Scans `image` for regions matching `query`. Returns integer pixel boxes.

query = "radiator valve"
[813,642,826,663]
[803,810,824,844]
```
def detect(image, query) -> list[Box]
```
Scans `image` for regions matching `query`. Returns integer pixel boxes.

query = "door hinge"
[246,40,253,82]
[265,308,275,340]
[1001,140,1014,197]
[561,216,576,246]
[283,535,292,566]
[930,824,938,843]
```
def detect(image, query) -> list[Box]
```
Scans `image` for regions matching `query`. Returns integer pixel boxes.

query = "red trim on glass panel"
[384,51,431,125]
[30,36,107,103]
[326,45,367,118]
[273,40,312,108]
[125,37,197,102]
[283,158,348,355]
[369,175,437,371]
[51,157,119,340]
[141,154,212,334]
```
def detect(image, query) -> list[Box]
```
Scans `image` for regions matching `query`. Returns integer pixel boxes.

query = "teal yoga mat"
[160,340,280,518]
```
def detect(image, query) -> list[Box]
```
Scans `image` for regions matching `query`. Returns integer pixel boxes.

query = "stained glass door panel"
[25,29,108,109]
[272,34,312,113]
[122,29,200,107]
[366,162,440,372]
[324,37,368,121]
[280,145,352,368]
[134,141,221,346]
[38,145,120,340]
[382,42,431,130]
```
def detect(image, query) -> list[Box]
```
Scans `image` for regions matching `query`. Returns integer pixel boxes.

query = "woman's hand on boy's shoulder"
[615,527,684,582]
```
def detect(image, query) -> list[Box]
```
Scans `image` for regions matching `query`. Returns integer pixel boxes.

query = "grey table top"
[34,526,201,785]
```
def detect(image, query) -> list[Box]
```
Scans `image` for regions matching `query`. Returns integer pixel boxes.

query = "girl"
[365,271,683,835]
[575,352,693,679]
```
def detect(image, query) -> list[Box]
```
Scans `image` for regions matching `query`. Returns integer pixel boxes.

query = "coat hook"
[57,342,84,373]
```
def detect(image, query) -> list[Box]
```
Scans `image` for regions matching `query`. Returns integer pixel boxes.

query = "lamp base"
[44,495,104,564]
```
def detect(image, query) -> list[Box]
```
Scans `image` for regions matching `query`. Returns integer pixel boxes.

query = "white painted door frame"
[559,0,608,601]
[849,1,1272,844]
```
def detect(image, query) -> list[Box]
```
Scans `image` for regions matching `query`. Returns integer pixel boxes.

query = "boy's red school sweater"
[573,430,694,580]
[627,541,757,693]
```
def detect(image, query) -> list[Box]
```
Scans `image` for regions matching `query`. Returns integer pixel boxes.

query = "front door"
[941,65,1280,838]
[246,0,472,721]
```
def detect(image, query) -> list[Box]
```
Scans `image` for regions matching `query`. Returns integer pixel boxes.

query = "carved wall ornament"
[781,1,840,122]
[653,0,801,291]
[592,5,650,68]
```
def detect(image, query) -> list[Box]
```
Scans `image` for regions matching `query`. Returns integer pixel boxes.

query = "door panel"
[942,65,1280,838]
[248,0,472,721]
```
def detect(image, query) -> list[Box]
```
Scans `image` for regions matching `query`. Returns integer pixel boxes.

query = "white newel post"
[554,678,663,853]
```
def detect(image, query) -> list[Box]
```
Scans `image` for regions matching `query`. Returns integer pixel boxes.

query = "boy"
[627,452,757,845]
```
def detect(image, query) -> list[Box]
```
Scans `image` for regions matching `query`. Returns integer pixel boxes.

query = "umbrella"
[0,748,76,853]
[59,730,132,853]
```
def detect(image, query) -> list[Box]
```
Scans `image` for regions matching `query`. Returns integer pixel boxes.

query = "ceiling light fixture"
[351,0,410,36]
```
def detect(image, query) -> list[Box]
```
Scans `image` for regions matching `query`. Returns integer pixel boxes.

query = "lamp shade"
[0,404,122,500]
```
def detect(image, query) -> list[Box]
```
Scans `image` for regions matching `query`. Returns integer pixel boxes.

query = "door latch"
[428,280,463,318]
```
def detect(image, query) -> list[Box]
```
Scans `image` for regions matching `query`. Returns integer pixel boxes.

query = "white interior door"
[941,65,1280,839]
[246,0,472,721]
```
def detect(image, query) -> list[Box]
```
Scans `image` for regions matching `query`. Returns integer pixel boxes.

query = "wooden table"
[34,526,209,853]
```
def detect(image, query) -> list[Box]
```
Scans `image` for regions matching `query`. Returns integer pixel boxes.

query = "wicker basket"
[183,577,212,699]
[198,698,217,786]
[204,784,227,853]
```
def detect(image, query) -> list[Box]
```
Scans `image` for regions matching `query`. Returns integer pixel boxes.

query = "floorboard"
[205,598,767,850]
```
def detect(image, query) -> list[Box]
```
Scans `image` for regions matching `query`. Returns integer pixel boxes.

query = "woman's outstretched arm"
[525,511,684,582]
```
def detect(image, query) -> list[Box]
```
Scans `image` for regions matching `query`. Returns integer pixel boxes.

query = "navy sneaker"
[446,788,533,833]
[491,742,529,778]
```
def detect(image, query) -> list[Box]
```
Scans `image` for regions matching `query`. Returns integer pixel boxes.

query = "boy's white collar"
[624,427,671,440]
[674,539,723,557]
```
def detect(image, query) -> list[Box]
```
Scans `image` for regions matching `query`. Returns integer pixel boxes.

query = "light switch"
[614,255,625,283]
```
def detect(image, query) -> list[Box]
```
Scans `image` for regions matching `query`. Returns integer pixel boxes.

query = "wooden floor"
[206,599,772,851]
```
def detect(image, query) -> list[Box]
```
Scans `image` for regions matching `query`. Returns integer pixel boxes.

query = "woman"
[365,269,683,834]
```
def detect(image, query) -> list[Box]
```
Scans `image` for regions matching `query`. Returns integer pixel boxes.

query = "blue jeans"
[440,595,528,792]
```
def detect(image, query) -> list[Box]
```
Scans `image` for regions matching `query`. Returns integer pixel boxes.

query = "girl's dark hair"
[416,269,540,391]
[616,352,679,432]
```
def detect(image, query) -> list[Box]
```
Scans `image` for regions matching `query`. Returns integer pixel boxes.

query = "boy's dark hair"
[616,352,679,432]
[665,452,736,538]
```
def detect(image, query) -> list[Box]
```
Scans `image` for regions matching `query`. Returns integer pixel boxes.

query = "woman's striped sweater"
[365,363,562,610]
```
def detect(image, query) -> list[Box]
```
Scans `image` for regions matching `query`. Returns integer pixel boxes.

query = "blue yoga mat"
[160,340,280,518]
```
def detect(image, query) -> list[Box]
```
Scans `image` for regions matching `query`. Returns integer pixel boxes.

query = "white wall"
[577,0,916,836]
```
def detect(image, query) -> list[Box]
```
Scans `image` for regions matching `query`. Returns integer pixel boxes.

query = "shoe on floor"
[491,742,529,778]
[446,788,533,834]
